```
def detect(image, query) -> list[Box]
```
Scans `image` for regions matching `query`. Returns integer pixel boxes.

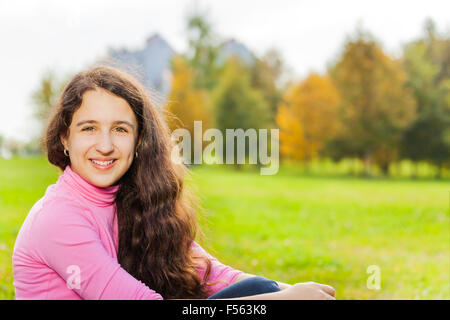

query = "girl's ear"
[136,135,142,150]
[60,133,68,150]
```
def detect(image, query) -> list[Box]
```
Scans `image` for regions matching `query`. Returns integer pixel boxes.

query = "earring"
[135,151,138,158]
[64,148,69,157]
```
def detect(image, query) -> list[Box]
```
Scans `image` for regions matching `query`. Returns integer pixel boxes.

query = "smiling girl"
[12,65,335,300]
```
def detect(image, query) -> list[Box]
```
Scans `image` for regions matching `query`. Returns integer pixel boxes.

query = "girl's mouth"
[89,159,117,170]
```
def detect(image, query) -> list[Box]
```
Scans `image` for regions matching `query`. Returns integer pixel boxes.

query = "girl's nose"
[96,132,114,154]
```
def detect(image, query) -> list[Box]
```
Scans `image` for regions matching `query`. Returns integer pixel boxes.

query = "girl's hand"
[278,282,336,300]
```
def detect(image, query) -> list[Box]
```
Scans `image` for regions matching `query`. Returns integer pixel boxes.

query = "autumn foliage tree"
[166,55,213,131]
[329,31,417,174]
[165,55,213,163]
[276,73,341,162]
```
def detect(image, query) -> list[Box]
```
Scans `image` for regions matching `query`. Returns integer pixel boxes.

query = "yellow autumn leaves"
[276,74,341,162]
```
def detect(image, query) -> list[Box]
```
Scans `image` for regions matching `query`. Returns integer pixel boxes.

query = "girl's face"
[61,88,139,188]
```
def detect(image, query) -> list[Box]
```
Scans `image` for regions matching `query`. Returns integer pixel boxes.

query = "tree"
[31,70,68,138]
[0,134,3,157]
[214,57,271,130]
[400,19,450,177]
[250,49,285,121]
[276,73,341,162]
[213,57,272,167]
[185,9,221,90]
[165,55,213,163]
[329,30,417,175]
[166,55,213,131]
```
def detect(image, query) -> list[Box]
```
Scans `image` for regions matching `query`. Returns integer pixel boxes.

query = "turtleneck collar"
[60,165,119,207]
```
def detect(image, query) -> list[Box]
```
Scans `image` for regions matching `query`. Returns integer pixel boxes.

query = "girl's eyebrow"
[76,120,135,129]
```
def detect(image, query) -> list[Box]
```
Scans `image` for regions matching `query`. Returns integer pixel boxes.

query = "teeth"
[91,159,114,166]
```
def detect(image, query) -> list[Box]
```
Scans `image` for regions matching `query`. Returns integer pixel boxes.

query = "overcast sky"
[0,0,448,142]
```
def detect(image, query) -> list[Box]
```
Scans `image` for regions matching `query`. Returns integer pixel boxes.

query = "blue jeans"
[207,276,281,299]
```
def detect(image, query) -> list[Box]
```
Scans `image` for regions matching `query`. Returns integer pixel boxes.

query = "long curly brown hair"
[44,65,214,299]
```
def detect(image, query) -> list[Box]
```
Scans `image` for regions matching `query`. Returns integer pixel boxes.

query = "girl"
[12,65,335,300]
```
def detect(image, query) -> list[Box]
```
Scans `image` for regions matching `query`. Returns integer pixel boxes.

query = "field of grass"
[0,157,449,299]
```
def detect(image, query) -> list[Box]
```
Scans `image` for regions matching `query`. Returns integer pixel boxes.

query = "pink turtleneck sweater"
[12,166,242,300]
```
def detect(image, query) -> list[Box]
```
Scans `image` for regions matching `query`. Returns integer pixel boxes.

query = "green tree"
[250,49,285,121]
[185,9,220,90]
[329,30,417,175]
[400,19,450,177]
[214,57,271,130]
[31,70,67,137]
[213,57,271,167]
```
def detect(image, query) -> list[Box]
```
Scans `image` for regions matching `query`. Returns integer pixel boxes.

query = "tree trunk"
[363,153,373,178]
[380,162,389,176]
[435,162,442,179]
[411,162,418,179]
[353,158,359,176]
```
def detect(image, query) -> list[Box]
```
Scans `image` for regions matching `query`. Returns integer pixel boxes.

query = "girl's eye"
[82,126,95,132]
[115,127,128,133]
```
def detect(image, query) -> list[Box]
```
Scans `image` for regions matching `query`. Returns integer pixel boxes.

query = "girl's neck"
[61,165,119,207]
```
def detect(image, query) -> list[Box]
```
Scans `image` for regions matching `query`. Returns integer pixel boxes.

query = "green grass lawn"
[0,157,449,299]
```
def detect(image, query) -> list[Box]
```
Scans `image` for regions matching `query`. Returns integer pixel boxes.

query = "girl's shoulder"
[41,182,86,212]
[25,183,92,234]
[14,183,95,260]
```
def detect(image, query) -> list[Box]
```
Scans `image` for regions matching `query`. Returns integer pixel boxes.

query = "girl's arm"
[32,199,163,300]
[220,282,335,300]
